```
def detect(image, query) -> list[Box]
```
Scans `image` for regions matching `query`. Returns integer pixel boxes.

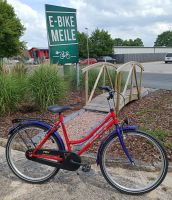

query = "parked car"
[97,56,116,64]
[79,58,97,65]
[165,53,172,63]
[25,58,34,64]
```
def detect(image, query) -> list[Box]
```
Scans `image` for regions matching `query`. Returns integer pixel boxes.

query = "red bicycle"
[6,86,168,195]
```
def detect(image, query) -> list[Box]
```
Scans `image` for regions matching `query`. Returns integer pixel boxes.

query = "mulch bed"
[0,89,172,161]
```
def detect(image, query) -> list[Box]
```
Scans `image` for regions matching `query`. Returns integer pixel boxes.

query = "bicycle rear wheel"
[99,130,168,195]
[6,123,61,183]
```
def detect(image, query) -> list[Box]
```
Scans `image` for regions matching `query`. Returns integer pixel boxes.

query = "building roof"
[29,47,48,51]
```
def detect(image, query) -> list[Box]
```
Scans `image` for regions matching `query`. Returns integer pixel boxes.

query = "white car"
[165,53,172,63]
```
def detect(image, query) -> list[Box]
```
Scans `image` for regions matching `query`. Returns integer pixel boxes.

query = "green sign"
[45,4,79,64]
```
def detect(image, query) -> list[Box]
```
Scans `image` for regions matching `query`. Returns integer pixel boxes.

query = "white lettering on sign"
[49,16,54,27]
[57,16,63,27]
[65,16,70,27]
[49,15,77,43]
[50,29,76,42]
[51,29,59,42]
[71,29,76,40]
[56,16,75,27]
[70,16,74,27]
[59,29,64,41]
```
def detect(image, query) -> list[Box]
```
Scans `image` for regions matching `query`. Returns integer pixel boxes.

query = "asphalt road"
[143,73,172,90]
[140,61,172,90]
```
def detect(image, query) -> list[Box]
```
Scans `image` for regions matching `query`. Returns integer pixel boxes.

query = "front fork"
[115,125,135,165]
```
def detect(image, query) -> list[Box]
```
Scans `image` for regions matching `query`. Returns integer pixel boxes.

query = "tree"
[133,38,144,46]
[154,31,172,46]
[113,37,144,46]
[0,0,25,59]
[113,38,123,46]
[89,29,114,57]
[78,32,88,58]
[122,38,144,46]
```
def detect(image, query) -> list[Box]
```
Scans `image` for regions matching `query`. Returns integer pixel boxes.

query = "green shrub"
[64,65,78,89]
[28,64,68,110]
[0,73,27,114]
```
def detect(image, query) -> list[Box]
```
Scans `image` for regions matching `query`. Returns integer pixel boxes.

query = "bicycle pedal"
[81,164,91,172]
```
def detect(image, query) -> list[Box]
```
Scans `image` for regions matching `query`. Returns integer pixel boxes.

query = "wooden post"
[114,71,118,92]
[88,66,104,103]
[85,71,88,104]
[103,66,106,93]
[133,65,140,99]
[129,67,134,101]
[105,66,113,89]
[116,72,121,114]
[76,63,80,90]
[139,68,143,99]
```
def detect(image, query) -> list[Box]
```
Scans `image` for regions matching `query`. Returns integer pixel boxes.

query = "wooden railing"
[115,61,144,112]
[82,62,117,103]
[82,61,144,112]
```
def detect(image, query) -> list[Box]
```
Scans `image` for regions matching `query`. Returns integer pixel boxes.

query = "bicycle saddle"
[48,105,71,113]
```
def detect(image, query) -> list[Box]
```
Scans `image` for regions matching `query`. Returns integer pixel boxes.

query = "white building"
[114,46,172,54]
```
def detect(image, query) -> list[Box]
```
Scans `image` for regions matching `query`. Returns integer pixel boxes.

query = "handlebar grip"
[99,86,112,92]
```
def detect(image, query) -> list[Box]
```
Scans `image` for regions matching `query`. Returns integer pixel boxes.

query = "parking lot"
[139,61,172,90]
[141,61,172,74]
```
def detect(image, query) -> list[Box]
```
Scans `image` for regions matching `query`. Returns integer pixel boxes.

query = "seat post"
[59,113,64,122]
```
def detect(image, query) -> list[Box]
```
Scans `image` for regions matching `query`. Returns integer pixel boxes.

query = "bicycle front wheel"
[100,130,168,195]
[6,123,61,183]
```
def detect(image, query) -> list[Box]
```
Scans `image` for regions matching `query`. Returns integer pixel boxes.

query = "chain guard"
[26,149,81,171]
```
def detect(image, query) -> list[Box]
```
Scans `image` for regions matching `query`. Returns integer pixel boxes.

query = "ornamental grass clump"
[28,64,68,110]
[0,72,27,115]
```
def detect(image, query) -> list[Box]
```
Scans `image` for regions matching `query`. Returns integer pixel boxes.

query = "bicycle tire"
[99,130,168,195]
[6,123,62,183]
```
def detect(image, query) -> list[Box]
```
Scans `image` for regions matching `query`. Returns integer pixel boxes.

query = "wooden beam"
[103,66,106,93]
[105,66,114,89]
[85,71,88,104]
[129,68,134,101]
[88,66,104,103]
[82,62,117,73]
[122,67,133,97]
[116,72,121,114]
[139,68,143,98]
[133,65,140,99]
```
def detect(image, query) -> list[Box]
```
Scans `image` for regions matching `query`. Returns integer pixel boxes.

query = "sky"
[7,0,172,49]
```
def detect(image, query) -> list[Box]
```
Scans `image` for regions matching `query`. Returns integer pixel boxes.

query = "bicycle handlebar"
[99,86,112,92]
[99,86,126,105]
[99,86,114,100]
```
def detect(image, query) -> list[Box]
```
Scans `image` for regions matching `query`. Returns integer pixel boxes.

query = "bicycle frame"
[32,110,118,161]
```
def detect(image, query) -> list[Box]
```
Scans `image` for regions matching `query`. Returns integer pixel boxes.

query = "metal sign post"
[76,63,80,89]
[45,4,79,64]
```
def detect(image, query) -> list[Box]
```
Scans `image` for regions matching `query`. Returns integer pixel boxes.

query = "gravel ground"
[58,111,106,141]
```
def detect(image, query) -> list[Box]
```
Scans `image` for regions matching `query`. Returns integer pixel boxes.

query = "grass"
[140,127,168,142]
[0,63,69,114]
[28,64,68,110]
[0,72,27,114]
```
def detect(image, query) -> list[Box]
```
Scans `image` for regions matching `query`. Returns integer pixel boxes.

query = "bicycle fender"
[96,130,117,165]
[8,120,65,151]
[96,126,137,165]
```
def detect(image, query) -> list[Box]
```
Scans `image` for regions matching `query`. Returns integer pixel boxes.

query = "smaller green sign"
[45,4,79,64]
